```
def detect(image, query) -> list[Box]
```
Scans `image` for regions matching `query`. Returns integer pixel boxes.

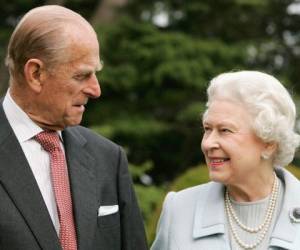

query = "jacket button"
[293,208,300,219]
[290,207,300,223]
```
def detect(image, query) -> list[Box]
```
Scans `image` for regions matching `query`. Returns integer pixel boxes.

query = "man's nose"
[84,74,101,98]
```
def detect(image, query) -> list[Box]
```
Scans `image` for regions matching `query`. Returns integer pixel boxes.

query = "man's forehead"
[62,37,100,65]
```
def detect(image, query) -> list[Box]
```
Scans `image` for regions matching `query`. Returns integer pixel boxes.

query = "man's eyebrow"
[96,60,104,71]
[76,67,102,75]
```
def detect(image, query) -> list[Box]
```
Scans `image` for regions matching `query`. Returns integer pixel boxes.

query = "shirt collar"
[3,90,62,143]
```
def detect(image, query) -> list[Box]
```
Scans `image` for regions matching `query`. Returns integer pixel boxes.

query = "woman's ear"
[24,58,45,93]
[261,142,278,160]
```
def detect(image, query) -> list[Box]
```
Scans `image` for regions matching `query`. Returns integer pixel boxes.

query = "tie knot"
[35,131,61,153]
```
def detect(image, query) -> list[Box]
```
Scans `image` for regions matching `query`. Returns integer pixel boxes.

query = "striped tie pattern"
[35,131,78,250]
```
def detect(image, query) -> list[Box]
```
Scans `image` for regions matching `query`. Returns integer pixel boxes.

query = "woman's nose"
[201,131,220,152]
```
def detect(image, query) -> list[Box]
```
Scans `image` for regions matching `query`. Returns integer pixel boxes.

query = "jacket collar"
[193,181,226,238]
[62,127,98,250]
[192,168,300,250]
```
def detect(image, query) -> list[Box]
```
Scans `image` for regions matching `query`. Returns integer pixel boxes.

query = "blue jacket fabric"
[151,168,300,250]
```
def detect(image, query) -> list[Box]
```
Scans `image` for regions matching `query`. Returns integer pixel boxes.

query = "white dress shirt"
[3,91,60,234]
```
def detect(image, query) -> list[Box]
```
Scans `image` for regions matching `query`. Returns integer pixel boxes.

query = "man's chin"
[65,117,83,128]
[32,115,83,130]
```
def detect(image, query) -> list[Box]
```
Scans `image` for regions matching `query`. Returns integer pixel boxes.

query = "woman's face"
[201,100,269,186]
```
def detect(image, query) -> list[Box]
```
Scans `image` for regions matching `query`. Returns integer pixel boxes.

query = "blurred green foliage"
[135,184,165,241]
[87,16,248,181]
[85,0,300,183]
[286,165,300,179]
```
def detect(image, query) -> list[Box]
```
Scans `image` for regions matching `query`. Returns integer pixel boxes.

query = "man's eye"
[74,74,90,81]
[74,75,85,81]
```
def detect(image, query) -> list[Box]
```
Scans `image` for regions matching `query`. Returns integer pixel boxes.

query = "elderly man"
[0,5,148,250]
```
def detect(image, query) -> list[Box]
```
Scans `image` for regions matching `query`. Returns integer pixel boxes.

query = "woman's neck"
[226,170,275,202]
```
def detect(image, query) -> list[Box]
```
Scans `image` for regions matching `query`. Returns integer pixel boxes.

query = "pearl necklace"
[225,174,279,249]
[226,174,278,233]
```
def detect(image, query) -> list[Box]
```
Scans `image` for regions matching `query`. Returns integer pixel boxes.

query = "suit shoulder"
[66,125,120,151]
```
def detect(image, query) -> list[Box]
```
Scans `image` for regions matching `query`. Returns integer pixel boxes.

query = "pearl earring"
[261,152,270,160]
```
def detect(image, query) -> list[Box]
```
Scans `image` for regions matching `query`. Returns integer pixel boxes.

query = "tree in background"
[88,17,247,182]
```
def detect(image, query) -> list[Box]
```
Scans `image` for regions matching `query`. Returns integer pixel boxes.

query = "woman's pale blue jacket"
[151,168,300,250]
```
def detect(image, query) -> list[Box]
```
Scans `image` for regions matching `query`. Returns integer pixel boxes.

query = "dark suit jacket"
[0,103,148,250]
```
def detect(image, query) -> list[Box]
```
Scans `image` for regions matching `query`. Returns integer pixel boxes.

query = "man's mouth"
[73,104,85,112]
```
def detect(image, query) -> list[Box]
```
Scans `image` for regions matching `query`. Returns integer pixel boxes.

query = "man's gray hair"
[5,5,91,83]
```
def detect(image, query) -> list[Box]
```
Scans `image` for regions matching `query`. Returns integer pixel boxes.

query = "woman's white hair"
[206,70,300,167]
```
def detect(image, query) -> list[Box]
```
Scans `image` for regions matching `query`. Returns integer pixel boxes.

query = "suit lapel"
[63,128,98,250]
[0,104,61,250]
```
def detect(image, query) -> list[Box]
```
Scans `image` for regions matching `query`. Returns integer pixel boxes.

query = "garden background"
[2,0,300,246]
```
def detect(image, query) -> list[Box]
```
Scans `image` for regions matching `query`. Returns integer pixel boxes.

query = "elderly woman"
[151,71,300,250]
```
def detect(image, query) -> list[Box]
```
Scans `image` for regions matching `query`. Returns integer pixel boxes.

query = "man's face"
[30,35,101,130]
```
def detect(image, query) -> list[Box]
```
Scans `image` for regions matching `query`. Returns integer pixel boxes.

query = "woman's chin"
[208,172,226,184]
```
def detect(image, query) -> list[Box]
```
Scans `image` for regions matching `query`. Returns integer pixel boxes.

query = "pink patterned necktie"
[35,131,78,250]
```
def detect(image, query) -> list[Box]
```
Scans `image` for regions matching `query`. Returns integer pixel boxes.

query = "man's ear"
[24,58,46,93]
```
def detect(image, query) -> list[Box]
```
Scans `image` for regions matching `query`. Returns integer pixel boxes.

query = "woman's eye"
[221,128,231,133]
[203,126,211,132]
